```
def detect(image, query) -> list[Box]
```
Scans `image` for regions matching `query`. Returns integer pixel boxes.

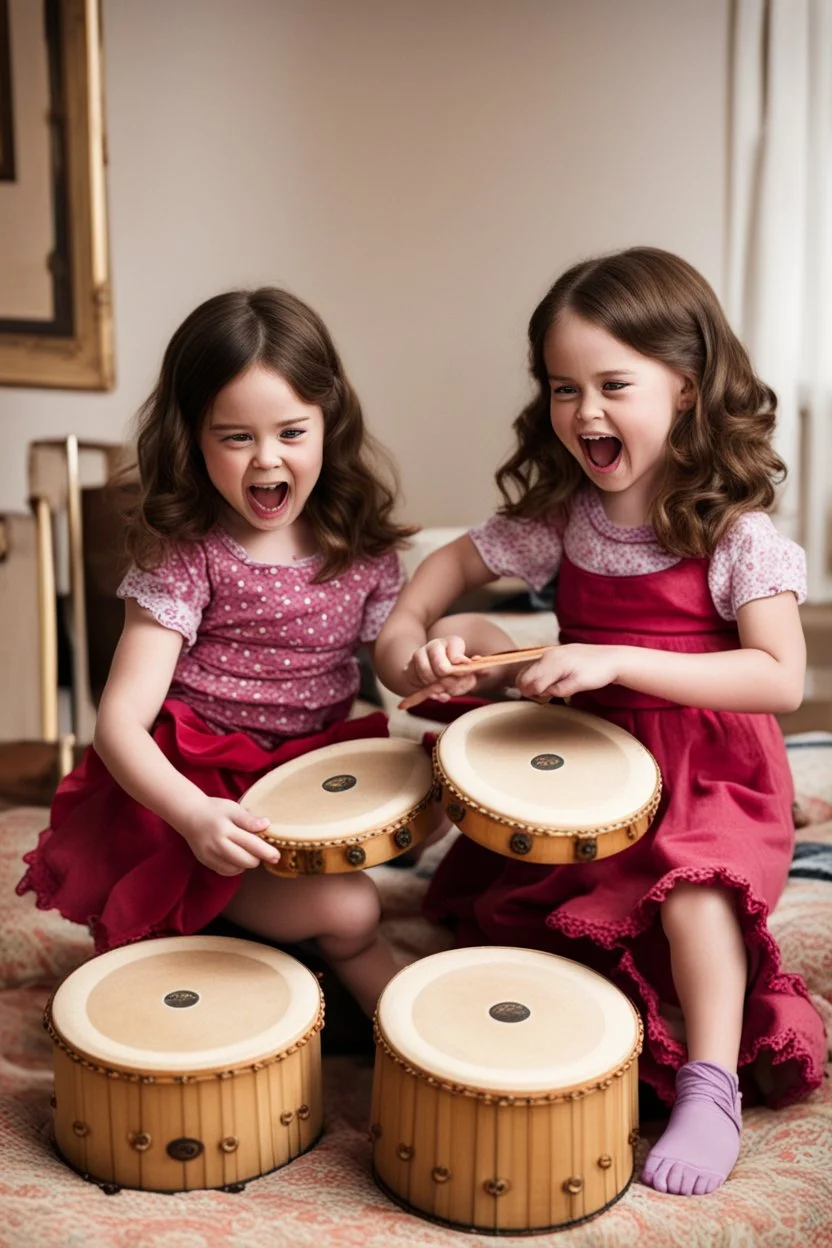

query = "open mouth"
[580,435,622,473]
[247,482,289,518]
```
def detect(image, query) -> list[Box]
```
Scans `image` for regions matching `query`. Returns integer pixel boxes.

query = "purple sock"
[641,1060,742,1196]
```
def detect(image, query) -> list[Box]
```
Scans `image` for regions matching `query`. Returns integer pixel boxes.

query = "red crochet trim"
[546,866,826,1107]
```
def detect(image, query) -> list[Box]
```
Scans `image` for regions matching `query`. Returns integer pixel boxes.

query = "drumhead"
[241,738,433,842]
[49,936,322,1075]
[436,702,658,830]
[377,947,639,1095]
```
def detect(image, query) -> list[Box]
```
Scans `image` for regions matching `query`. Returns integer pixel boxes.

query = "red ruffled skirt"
[17,699,390,953]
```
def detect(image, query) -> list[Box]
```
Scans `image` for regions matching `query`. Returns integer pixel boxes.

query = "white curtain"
[726,0,832,600]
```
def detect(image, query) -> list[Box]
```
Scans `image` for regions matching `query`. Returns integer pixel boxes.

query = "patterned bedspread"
[1,735,830,1248]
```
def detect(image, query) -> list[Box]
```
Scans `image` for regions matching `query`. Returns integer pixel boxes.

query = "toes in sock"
[642,1060,742,1196]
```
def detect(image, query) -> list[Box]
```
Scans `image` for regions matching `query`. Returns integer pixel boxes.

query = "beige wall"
[0,0,729,524]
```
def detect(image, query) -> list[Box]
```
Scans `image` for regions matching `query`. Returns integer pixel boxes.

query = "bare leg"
[642,883,747,1196]
[663,882,747,1068]
[222,870,398,1017]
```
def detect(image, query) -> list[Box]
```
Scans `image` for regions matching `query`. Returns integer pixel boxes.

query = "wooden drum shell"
[434,703,662,865]
[370,947,643,1235]
[50,1030,322,1192]
[433,781,658,864]
[371,1041,639,1234]
[261,799,436,877]
[46,937,324,1193]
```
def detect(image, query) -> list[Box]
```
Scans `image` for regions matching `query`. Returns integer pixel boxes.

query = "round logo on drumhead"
[322,773,357,793]
[488,1001,531,1023]
[530,753,564,771]
[163,989,200,1009]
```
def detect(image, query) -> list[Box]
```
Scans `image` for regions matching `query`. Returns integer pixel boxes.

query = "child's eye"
[551,384,577,397]
[280,428,304,440]
[222,432,252,443]
[602,381,629,392]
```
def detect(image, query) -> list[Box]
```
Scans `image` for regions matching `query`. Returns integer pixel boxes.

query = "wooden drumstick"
[398,645,550,711]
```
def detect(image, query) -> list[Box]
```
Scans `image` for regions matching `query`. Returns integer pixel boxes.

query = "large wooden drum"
[434,702,661,863]
[242,738,436,876]
[371,947,642,1234]
[45,936,324,1192]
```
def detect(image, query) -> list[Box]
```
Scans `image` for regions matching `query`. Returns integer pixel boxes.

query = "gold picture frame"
[0,0,113,390]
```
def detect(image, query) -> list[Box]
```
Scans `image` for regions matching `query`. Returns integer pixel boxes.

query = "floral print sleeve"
[117,542,211,648]
[359,552,407,643]
[468,514,563,592]
[709,513,808,620]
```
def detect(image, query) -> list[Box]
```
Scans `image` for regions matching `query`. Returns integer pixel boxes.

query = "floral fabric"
[470,488,807,618]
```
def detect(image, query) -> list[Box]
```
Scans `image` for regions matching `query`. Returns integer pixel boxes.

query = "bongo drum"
[45,936,323,1193]
[371,947,642,1234]
[241,738,436,876]
[434,702,661,863]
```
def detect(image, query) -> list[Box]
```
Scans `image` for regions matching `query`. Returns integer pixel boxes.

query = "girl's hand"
[177,797,281,876]
[514,644,620,702]
[404,635,480,701]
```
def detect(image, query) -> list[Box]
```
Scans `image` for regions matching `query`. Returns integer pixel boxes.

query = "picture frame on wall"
[0,0,114,390]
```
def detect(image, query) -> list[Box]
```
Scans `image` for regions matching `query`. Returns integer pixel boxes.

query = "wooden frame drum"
[434,702,661,863]
[241,738,436,876]
[371,947,642,1234]
[45,936,323,1193]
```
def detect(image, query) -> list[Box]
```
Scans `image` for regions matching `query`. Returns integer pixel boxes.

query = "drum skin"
[241,738,436,876]
[434,702,661,864]
[371,947,642,1234]
[46,937,323,1192]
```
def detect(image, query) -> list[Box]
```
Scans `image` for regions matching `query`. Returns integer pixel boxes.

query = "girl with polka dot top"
[18,288,427,1017]
[375,248,826,1194]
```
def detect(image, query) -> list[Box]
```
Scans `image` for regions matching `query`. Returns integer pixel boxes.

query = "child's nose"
[252,440,283,468]
[577,390,604,421]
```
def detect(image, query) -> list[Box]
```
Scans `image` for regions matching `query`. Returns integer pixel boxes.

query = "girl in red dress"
[375,248,827,1195]
[18,287,426,1016]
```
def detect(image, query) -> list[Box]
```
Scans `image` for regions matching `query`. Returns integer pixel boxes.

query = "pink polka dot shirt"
[118,528,405,746]
[470,488,807,616]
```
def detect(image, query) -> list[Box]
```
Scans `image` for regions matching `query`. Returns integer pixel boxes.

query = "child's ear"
[678,375,698,409]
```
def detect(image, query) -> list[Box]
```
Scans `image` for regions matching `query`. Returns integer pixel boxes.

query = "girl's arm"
[94,600,279,875]
[373,535,516,697]
[516,591,806,713]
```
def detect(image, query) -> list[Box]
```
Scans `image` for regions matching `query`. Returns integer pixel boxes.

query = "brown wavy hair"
[497,247,786,556]
[119,288,415,579]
